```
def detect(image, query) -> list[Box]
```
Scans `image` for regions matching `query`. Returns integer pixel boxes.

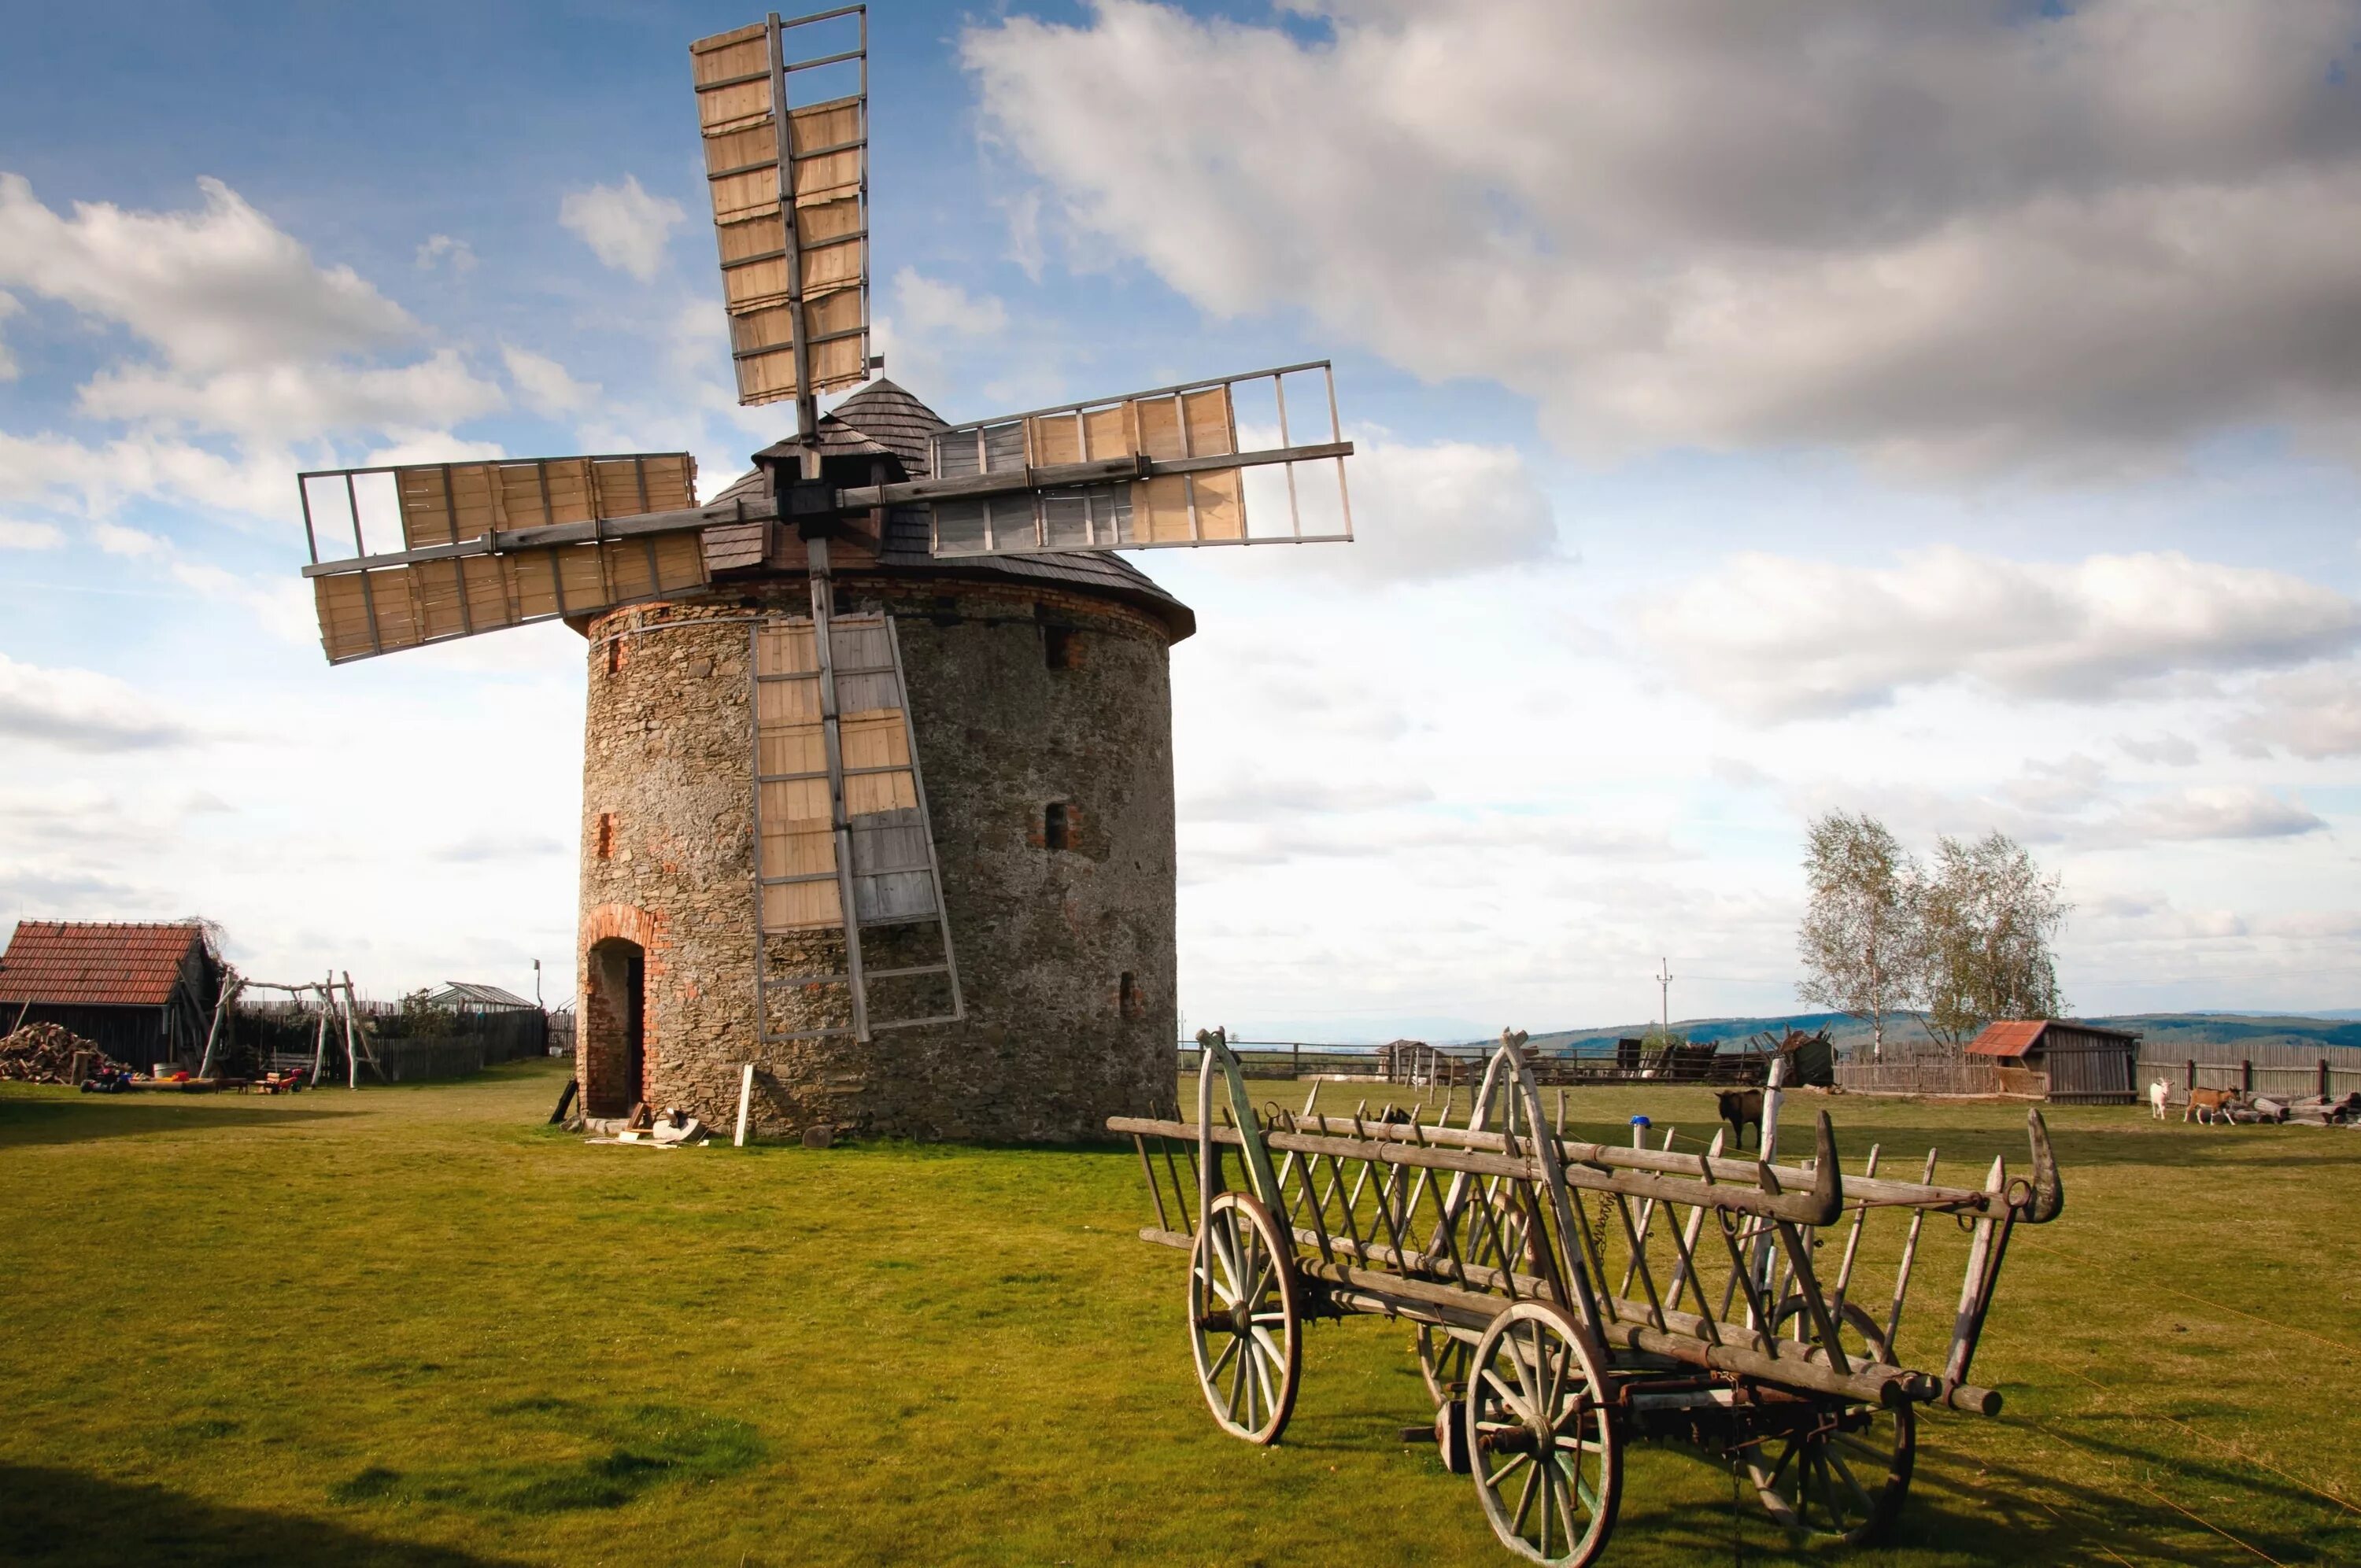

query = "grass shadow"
[327,1399,766,1518]
[0,1464,525,1567]
[0,1091,354,1149]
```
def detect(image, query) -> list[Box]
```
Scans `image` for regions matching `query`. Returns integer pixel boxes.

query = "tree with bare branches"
[1796,810,1918,1061]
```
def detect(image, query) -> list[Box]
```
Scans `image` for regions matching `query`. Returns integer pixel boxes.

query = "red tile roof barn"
[1965,1020,2049,1058]
[0,921,209,1006]
[1967,1019,2141,1057]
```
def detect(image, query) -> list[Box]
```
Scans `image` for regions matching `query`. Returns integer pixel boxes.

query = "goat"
[2185,1086,2241,1125]
[2149,1079,2171,1120]
[1716,1088,1764,1151]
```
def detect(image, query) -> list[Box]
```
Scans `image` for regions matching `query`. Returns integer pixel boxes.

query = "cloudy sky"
[2,0,2357,1037]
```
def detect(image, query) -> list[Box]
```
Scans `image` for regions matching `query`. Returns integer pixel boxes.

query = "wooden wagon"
[1110,1029,2064,1565]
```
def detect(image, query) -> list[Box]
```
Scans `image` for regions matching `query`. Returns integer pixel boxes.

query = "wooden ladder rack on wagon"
[1110,1028,2065,1566]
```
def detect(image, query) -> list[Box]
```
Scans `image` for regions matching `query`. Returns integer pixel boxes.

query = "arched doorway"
[584,937,647,1116]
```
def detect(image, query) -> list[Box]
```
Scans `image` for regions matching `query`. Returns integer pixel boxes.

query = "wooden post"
[734,1062,756,1148]
[2185,1058,2197,1091]
[309,975,331,1083]
[2242,1058,2254,1094]
[340,979,362,1089]
[195,974,238,1079]
[2323,1059,2333,1101]
[1292,1040,1300,1080]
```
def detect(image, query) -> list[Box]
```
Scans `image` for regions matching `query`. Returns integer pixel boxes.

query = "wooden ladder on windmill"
[749,600,963,1042]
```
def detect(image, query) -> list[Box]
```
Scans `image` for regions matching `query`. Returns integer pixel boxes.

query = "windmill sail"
[299,453,708,663]
[920,362,1354,559]
[692,9,871,412]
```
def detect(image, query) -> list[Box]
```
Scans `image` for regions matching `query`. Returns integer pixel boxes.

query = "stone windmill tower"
[290,8,1355,1142]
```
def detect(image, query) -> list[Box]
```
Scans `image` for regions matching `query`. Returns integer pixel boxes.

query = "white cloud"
[414,234,476,273]
[91,521,163,556]
[0,174,507,526]
[1320,437,1558,585]
[0,652,195,751]
[0,428,291,522]
[501,345,600,418]
[966,1,2361,474]
[870,269,1012,394]
[0,515,62,550]
[360,432,508,468]
[1787,758,2327,854]
[1644,548,2359,721]
[1182,774,1432,823]
[0,172,413,372]
[0,289,19,380]
[2115,732,2200,767]
[2228,662,2361,758]
[2105,786,2326,845]
[891,267,1008,340]
[560,176,685,282]
[78,347,504,442]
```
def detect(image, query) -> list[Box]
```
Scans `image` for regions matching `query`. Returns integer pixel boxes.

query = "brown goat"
[2185,1087,2241,1125]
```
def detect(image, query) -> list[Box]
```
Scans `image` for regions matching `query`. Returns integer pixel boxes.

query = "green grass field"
[4,1060,2358,1566]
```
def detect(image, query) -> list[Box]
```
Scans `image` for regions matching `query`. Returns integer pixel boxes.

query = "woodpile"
[0,1022,132,1083]
[2245,1093,2361,1126]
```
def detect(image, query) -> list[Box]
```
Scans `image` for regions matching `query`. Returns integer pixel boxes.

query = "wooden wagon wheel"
[1465,1301,1622,1566]
[1745,1298,1916,1544]
[1187,1190,1302,1445]
[1417,1323,1478,1408]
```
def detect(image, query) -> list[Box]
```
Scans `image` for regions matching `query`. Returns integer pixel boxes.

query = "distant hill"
[1494,1011,2361,1058]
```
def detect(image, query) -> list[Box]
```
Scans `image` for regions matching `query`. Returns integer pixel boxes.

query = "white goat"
[2149,1079,2171,1120]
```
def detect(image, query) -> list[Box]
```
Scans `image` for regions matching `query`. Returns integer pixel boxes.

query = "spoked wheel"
[1417,1323,1476,1408]
[1187,1190,1302,1444]
[1745,1298,1916,1544]
[1466,1301,1621,1566]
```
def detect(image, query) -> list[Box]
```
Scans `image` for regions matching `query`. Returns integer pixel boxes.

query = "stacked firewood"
[2247,1091,2361,1126]
[0,1021,131,1083]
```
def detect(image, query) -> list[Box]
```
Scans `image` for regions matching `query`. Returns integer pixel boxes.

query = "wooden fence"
[1833,1058,2012,1097]
[1173,1042,1394,1081]
[2140,1043,2361,1104]
[1173,1043,1775,1088]
[245,998,549,1083]
[1834,1042,2361,1104]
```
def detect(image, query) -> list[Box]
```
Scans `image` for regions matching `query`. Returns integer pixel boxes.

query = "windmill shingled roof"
[0,920,208,1007]
[720,379,1195,641]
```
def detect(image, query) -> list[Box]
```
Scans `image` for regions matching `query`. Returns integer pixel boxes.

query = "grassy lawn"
[4,1060,2358,1566]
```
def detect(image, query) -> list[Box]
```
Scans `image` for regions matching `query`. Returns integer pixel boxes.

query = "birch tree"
[1795,810,1918,1061]
[1915,831,2069,1047]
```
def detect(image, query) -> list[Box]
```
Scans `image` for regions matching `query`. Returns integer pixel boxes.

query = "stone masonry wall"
[575,573,1177,1142]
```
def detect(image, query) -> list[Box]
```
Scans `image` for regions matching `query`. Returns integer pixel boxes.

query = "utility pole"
[1656,957,1673,1040]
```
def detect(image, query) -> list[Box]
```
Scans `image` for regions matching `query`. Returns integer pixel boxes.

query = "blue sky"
[3,1,2359,1037]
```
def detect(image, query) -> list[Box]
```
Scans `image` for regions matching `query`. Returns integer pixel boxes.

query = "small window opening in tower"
[1120,970,1142,1021]
[596,812,616,860]
[1044,625,1077,670]
[1044,801,1070,852]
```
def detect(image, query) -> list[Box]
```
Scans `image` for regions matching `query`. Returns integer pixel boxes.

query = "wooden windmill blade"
[692,7,873,426]
[296,452,717,663]
[889,362,1356,560]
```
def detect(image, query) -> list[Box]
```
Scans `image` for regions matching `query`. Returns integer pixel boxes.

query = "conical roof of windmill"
[711,379,1195,642]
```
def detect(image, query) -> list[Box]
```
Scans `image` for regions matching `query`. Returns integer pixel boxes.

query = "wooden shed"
[0,921,224,1068]
[1967,1019,2141,1105]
